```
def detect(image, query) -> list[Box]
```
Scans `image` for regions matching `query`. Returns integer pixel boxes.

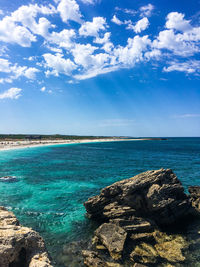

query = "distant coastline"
[0,137,166,151]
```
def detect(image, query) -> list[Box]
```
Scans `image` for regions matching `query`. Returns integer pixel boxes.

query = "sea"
[0,138,200,266]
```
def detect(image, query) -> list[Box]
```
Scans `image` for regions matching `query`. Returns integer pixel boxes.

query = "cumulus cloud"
[131,17,149,33]
[94,32,111,44]
[79,17,107,37]
[0,1,200,83]
[0,87,22,99]
[140,4,154,17]
[43,53,77,76]
[0,58,40,83]
[11,4,56,38]
[153,29,199,57]
[41,86,46,92]
[0,16,36,47]
[166,12,191,32]
[47,29,76,49]
[111,15,123,25]
[0,3,57,46]
[57,0,83,24]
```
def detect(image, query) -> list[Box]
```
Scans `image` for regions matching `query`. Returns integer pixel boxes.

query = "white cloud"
[153,29,199,56]
[111,15,123,25]
[9,4,57,41]
[0,58,11,72]
[132,17,149,33]
[57,0,83,24]
[43,53,77,76]
[144,49,161,60]
[166,12,191,32]
[72,43,98,67]
[0,58,40,82]
[74,65,119,80]
[79,0,98,4]
[79,17,107,37]
[0,10,4,15]
[163,60,200,74]
[47,29,76,49]
[115,7,137,16]
[0,87,22,99]
[140,4,154,17]
[113,35,151,67]
[41,86,46,92]
[0,16,36,47]
[23,67,40,79]
[94,32,110,44]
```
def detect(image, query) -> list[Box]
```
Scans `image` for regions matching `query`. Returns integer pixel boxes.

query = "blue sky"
[0,0,200,136]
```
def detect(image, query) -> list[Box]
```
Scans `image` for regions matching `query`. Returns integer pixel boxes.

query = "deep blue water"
[0,138,200,266]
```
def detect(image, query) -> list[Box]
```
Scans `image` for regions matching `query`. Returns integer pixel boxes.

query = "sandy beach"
[0,138,149,151]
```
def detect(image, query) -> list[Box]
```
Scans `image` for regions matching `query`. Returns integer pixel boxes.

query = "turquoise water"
[0,138,200,266]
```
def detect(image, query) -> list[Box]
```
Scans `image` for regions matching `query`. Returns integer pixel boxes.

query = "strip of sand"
[0,138,149,151]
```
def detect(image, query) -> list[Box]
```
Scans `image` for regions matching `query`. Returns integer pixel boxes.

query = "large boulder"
[0,206,52,267]
[84,169,191,226]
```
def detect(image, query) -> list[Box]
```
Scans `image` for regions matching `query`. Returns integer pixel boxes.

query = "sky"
[0,0,200,137]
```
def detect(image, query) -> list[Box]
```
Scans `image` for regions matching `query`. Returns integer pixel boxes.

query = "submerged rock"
[0,206,52,267]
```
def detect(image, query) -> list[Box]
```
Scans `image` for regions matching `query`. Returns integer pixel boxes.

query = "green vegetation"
[0,134,117,141]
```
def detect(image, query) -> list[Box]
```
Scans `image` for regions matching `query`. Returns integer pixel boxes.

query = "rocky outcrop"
[83,169,198,266]
[84,169,190,226]
[0,206,53,267]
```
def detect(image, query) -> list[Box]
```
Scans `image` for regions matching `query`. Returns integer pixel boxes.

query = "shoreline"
[0,138,151,152]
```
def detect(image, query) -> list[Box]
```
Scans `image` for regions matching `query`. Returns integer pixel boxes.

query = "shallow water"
[0,138,200,266]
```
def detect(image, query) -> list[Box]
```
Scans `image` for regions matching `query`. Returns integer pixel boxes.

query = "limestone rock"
[0,206,52,267]
[110,216,155,234]
[188,186,200,211]
[154,232,188,263]
[130,242,158,264]
[94,223,127,260]
[82,250,107,267]
[84,169,191,226]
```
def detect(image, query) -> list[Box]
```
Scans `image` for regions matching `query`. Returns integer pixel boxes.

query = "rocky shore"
[0,206,53,267]
[82,169,200,267]
[1,168,200,267]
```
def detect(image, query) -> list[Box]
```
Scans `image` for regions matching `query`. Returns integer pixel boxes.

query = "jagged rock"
[110,216,155,234]
[82,250,108,267]
[188,186,200,211]
[154,232,188,263]
[84,169,191,226]
[0,206,52,267]
[130,242,158,264]
[130,232,155,243]
[130,231,188,265]
[94,223,127,260]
